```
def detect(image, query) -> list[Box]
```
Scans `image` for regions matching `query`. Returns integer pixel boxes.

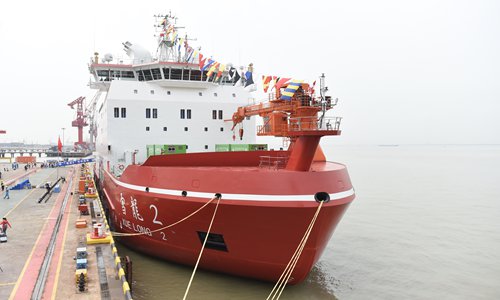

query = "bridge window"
[114,107,119,118]
[218,110,223,120]
[202,71,208,81]
[153,108,158,119]
[182,69,190,80]
[97,70,110,81]
[121,107,127,118]
[186,109,191,119]
[136,70,144,81]
[97,70,109,77]
[151,68,162,80]
[162,68,170,80]
[146,108,151,118]
[180,109,185,119]
[122,71,135,78]
[190,70,201,81]
[212,110,217,120]
[143,69,153,81]
[110,70,119,79]
[171,68,182,80]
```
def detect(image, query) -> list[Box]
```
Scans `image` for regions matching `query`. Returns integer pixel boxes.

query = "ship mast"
[155,12,196,63]
[155,12,178,62]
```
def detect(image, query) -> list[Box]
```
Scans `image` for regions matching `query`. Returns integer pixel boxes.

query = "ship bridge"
[90,13,242,91]
[89,59,238,90]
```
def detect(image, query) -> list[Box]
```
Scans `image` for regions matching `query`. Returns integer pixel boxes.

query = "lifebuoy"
[118,164,125,170]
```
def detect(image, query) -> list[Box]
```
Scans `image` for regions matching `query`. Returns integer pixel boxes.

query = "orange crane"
[68,96,88,150]
[230,77,342,171]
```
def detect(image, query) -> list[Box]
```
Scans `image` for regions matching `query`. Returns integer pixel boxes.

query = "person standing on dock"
[1,217,11,235]
[3,187,9,199]
[1,181,4,192]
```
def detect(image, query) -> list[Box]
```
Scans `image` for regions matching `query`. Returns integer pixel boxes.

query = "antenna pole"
[319,73,327,127]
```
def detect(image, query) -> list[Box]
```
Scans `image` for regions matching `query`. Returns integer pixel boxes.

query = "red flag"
[57,136,62,152]
[275,77,291,90]
[198,54,205,70]
[262,76,272,93]
[310,80,317,95]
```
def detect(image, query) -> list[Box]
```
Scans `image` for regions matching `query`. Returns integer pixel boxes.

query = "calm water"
[116,145,500,299]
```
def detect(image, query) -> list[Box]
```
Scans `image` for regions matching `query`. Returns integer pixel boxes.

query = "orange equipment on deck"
[230,75,342,171]
[78,204,89,215]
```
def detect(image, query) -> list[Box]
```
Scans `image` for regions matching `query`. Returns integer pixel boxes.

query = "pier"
[0,144,92,159]
[0,162,131,299]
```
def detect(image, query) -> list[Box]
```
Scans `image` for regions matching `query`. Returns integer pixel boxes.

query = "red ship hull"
[96,151,354,284]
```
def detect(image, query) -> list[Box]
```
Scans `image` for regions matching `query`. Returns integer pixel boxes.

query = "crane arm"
[230,100,299,130]
[67,96,85,109]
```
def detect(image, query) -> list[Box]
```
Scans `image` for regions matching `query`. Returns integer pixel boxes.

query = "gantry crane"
[68,96,88,150]
[85,91,101,151]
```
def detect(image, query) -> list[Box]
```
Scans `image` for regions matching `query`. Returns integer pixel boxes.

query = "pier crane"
[230,75,342,171]
[67,96,88,150]
[85,91,102,151]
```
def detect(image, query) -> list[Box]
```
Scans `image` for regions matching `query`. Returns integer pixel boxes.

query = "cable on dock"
[37,176,63,203]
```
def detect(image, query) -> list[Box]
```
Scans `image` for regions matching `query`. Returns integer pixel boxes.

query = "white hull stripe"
[105,170,355,202]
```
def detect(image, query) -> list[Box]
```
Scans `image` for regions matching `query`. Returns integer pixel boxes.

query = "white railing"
[288,116,342,132]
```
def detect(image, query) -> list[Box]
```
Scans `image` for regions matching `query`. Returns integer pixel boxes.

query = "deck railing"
[287,116,343,132]
[257,116,342,135]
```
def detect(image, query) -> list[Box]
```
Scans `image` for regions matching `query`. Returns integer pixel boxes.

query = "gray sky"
[1,0,499,145]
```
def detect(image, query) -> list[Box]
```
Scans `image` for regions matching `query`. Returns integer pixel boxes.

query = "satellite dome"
[104,53,114,62]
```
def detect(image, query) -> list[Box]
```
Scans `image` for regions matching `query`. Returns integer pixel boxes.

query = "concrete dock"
[0,163,131,299]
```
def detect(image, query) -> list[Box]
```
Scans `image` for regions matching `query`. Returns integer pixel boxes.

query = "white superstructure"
[89,49,256,173]
[88,14,259,174]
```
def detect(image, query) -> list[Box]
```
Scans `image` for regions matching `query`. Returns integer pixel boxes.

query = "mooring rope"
[267,201,324,300]
[110,196,218,237]
[182,195,221,300]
